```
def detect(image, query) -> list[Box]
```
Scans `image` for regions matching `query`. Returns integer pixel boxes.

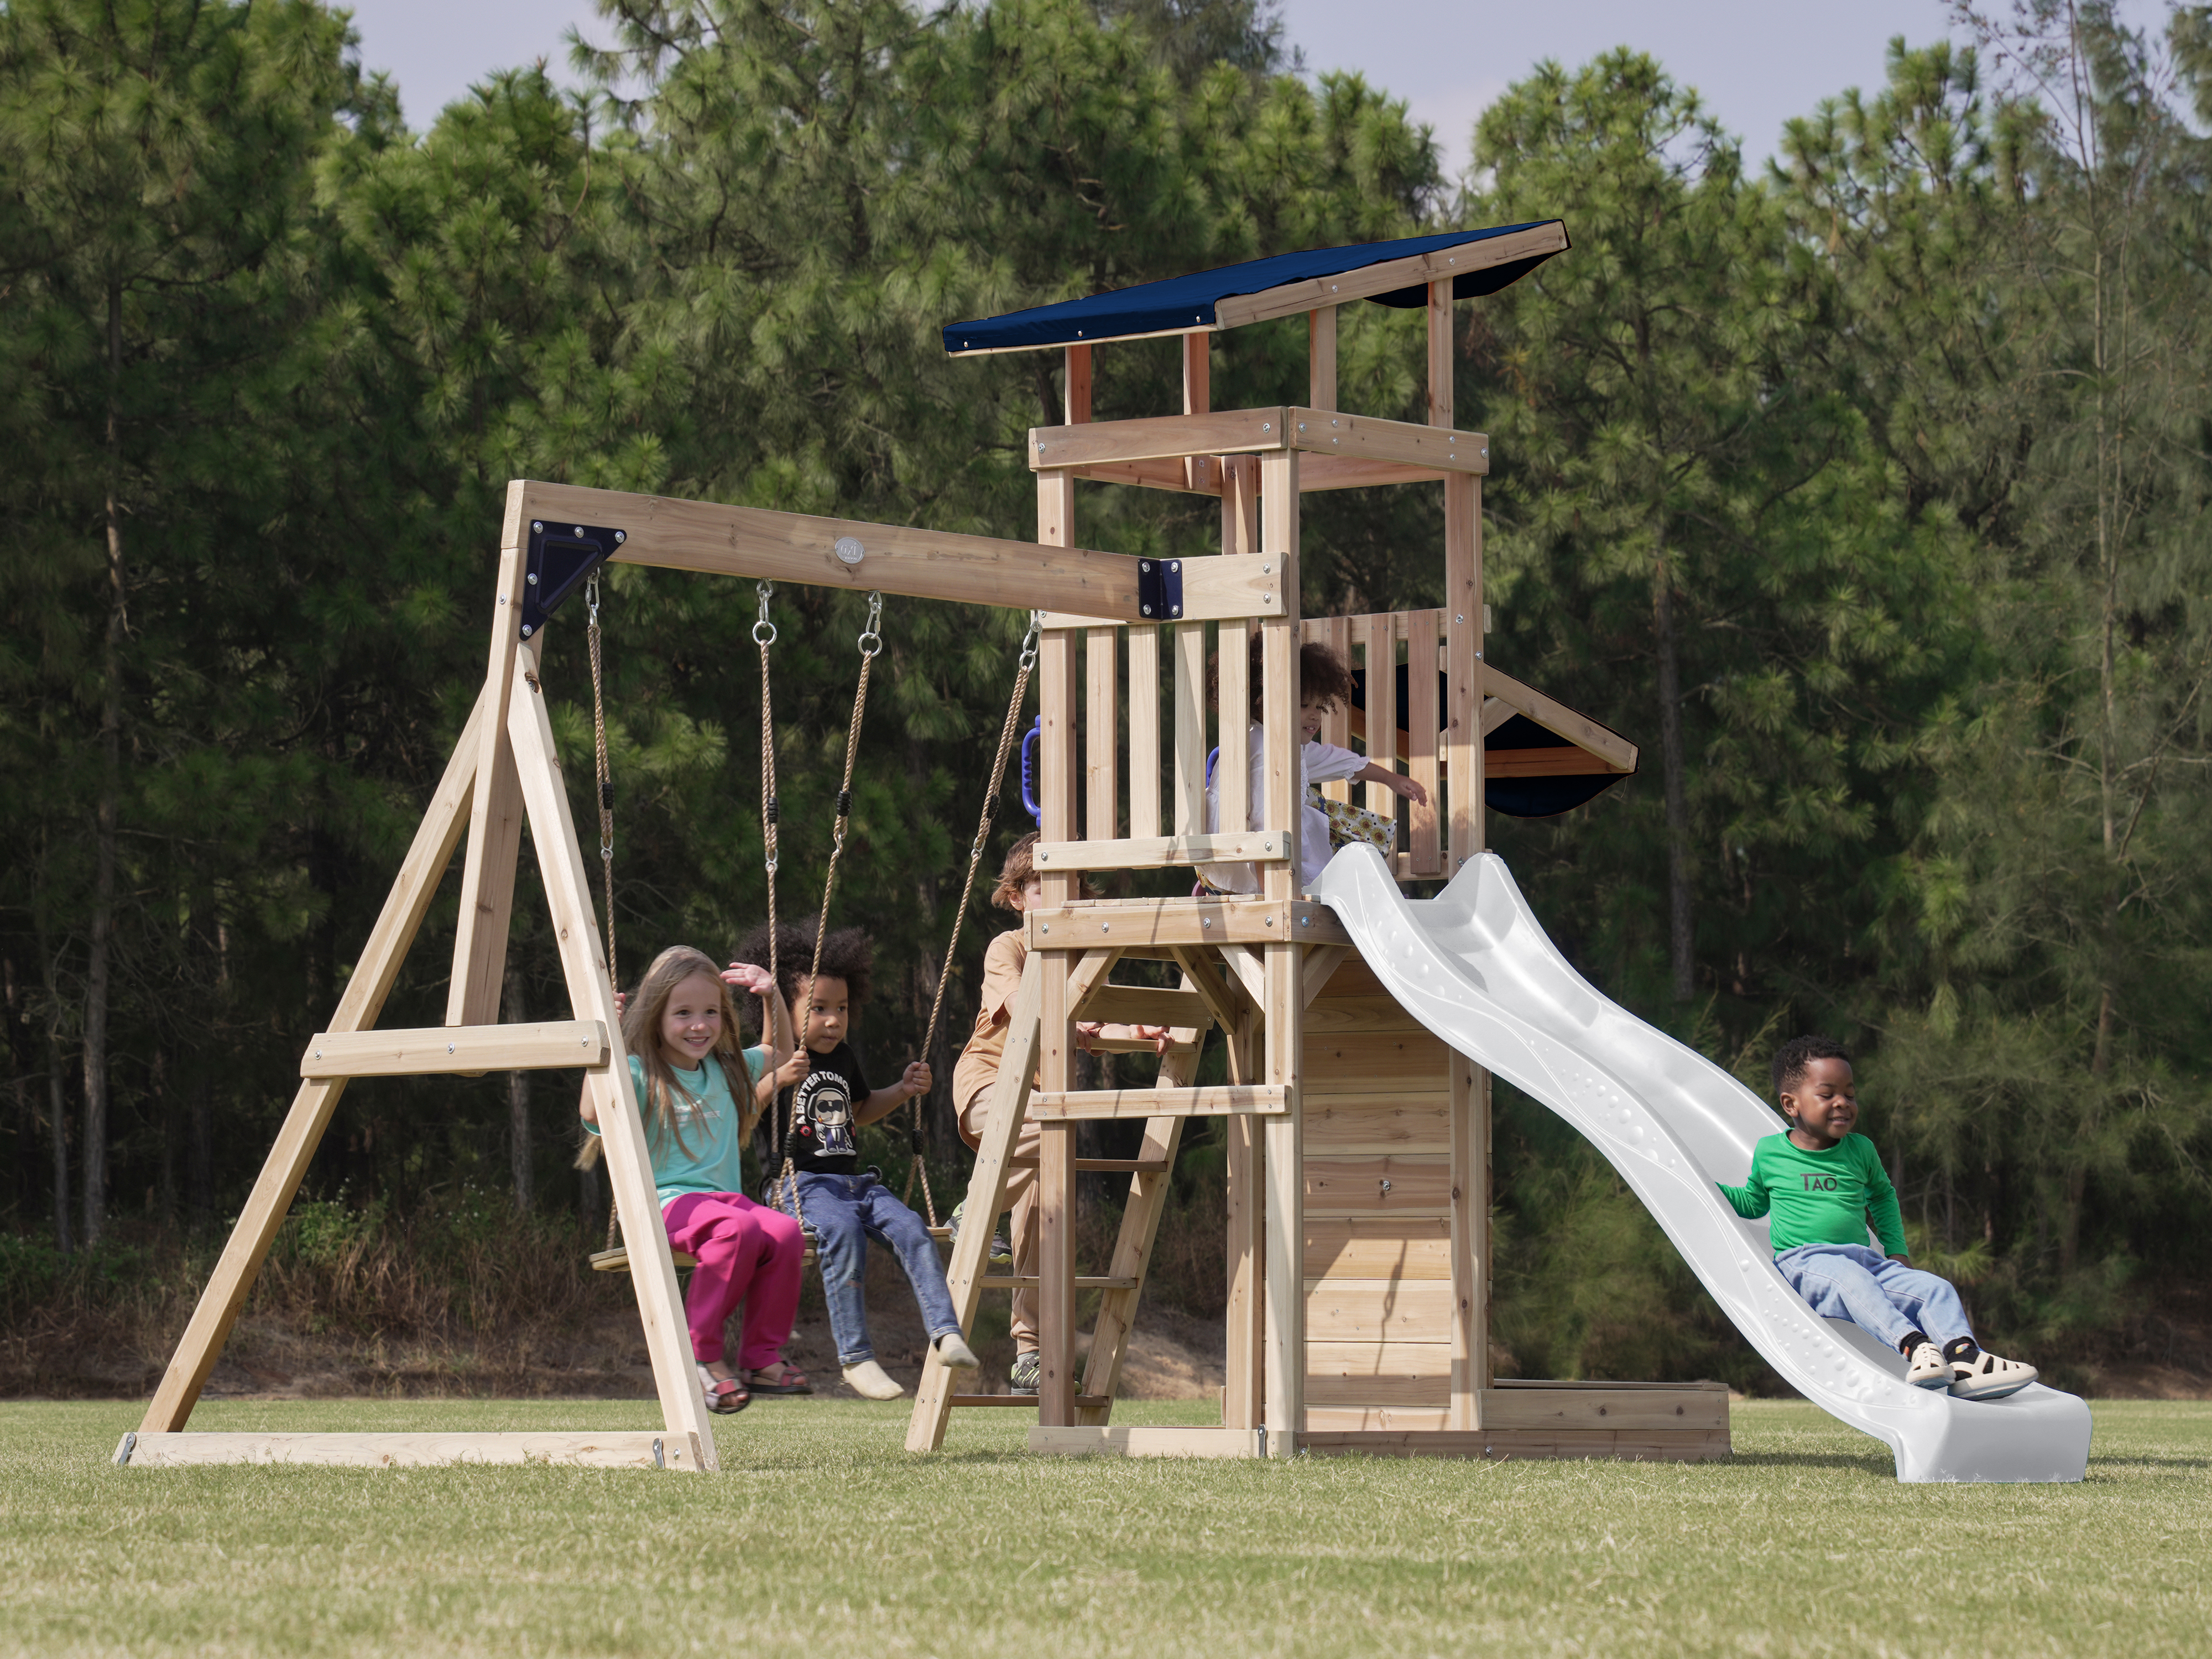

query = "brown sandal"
[745,1363,812,1396]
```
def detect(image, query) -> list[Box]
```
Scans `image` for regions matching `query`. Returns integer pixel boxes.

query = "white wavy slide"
[1310,846,2092,1483]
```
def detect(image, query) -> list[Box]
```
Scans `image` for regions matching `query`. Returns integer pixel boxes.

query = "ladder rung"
[977,1276,1139,1291]
[1008,1156,1171,1173]
[1072,983,1212,1029]
[1029,1084,1287,1120]
[948,1394,1110,1408]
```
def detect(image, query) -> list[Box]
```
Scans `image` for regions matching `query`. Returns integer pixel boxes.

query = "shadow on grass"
[1719,1449,1895,1474]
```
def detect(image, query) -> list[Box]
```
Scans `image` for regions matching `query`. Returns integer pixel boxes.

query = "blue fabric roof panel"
[943,222,1566,356]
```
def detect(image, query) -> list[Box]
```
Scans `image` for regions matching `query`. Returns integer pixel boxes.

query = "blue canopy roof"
[943,222,1566,356]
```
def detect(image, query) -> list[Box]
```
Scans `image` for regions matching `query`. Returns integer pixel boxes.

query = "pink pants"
[661,1192,805,1369]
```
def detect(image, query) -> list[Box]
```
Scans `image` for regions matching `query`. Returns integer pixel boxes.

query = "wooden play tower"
[904,221,1724,1460]
[122,222,1725,1472]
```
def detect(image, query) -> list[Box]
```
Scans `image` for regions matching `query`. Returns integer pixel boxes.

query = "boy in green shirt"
[1719,1036,2038,1401]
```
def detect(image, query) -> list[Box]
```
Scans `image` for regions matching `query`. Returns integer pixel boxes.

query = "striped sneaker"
[1906,1342,1953,1390]
[1949,1349,2037,1401]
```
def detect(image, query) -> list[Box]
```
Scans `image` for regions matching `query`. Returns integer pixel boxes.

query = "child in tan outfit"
[951,834,1166,1394]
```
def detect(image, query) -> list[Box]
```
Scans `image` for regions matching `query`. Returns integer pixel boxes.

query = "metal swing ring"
[753,580,778,645]
[587,573,602,623]
[856,592,884,659]
[1018,608,1044,671]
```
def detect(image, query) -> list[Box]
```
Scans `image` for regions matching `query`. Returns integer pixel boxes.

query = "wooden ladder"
[905,949,1215,1448]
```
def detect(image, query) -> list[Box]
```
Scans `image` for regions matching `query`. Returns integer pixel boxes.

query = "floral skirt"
[1308,782,1397,857]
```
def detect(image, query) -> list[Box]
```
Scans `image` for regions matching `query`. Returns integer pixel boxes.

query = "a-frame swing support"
[124,478,1294,1471]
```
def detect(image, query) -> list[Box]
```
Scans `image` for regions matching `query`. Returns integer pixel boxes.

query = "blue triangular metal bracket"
[520,519,627,639]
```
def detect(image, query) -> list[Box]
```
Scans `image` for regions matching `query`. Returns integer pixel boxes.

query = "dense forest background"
[3,0,2208,1391]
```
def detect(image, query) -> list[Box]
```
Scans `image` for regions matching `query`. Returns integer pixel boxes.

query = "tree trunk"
[507,961,533,1214]
[155,1048,176,1228]
[190,1079,213,1232]
[1653,540,1695,1003]
[84,275,127,1247]
[49,1032,71,1256]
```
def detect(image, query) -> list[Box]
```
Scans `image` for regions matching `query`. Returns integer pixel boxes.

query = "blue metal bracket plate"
[1137,557,1183,622]
[521,520,627,638]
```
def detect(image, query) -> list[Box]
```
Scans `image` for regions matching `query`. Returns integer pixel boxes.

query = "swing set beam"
[520,481,1288,623]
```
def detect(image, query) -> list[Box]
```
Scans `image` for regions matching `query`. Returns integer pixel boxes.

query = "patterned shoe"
[696,1363,750,1415]
[1906,1342,1952,1390]
[1949,1350,2038,1401]
[1008,1352,1041,1395]
[948,1201,1013,1266]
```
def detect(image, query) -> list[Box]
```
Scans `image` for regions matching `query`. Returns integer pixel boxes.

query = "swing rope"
[579,573,626,1252]
[755,582,786,1185]
[901,608,1046,1226]
[771,592,884,1226]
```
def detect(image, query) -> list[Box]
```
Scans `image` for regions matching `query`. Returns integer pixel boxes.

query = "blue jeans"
[1774,1241,1973,1350]
[795,1170,961,1366]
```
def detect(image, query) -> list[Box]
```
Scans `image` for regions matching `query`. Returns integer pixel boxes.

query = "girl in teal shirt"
[584,945,809,1413]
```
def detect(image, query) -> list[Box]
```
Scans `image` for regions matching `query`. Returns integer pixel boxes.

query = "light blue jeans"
[796,1170,961,1366]
[1773,1241,1973,1350]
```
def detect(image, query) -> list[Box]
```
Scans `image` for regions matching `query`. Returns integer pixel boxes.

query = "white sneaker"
[935,1332,980,1369]
[1949,1349,2038,1401]
[842,1359,906,1400]
[1905,1342,1952,1390]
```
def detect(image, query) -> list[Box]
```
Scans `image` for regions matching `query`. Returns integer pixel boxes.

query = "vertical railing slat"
[1407,610,1442,876]
[1320,614,1352,801]
[1171,622,1207,836]
[1127,627,1161,839]
[1085,627,1118,843]
[1361,612,1400,825]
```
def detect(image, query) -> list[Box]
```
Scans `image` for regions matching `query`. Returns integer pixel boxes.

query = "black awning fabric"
[1347,671,1632,821]
[942,223,1564,356]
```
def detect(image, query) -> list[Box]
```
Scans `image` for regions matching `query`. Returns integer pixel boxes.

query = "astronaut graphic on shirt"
[794,1068,855,1159]
[766,1040,870,1176]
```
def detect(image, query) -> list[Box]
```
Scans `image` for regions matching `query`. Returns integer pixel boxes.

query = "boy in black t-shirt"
[740,922,980,1400]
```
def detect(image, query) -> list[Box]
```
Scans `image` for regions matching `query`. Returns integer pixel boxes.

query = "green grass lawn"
[2,1397,2206,1657]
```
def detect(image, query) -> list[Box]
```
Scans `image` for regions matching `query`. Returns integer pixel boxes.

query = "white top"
[1200,722,1365,894]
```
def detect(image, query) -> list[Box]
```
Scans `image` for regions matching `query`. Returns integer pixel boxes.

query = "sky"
[338,0,2050,177]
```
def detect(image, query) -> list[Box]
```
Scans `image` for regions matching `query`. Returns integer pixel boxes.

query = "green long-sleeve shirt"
[1717,1131,1908,1256]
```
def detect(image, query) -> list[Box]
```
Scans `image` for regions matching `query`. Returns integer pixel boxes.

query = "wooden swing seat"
[589,1224,951,1275]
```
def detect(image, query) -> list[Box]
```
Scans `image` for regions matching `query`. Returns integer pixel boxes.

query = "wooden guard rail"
[1030,604,1492,883]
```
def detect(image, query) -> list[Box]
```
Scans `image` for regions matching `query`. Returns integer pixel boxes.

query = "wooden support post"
[1432,274,1492,1424]
[447,488,531,1025]
[908,953,1045,1451]
[1309,306,1337,412]
[506,639,717,1466]
[1258,450,1304,1457]
[1065,342,1092,426]
[1444,476,1483,874]
[1223,1010,1264,1431]
[1182,330,1211,416]
[1449,1050,1484,1430]
[140,690,492,1433]
[1181,329,1212,490]
[1039,950,1076,1426]
[1427,277,1453,430]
